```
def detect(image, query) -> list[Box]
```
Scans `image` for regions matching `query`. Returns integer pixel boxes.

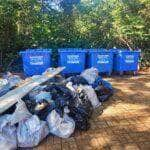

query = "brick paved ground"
[34,72,150,150]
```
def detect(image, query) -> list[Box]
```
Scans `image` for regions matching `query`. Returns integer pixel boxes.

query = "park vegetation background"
[0,0,149,70]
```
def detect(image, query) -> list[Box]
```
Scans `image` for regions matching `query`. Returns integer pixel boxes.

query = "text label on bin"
[29,56,44,65]
[125,55,134,63]
[97,55,109,64]
[67,55,80,64]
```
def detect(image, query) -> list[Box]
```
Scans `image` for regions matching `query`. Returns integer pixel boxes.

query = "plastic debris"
[17,115,49,148]
[47,110,75,138]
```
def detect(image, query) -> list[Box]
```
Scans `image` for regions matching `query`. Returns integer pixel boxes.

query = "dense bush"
[141,50,150,68]
[0,0,149,70]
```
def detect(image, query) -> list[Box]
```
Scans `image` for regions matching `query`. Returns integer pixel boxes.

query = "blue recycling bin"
[113,49,140,73]
[58,48,87,74]
[20,49,52,76]
[87,49,114,75]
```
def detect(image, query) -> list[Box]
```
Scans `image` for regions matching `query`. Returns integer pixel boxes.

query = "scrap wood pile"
[0,67,113,149]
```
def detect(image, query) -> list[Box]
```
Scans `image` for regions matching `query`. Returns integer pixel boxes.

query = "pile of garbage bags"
[0,68,113,149]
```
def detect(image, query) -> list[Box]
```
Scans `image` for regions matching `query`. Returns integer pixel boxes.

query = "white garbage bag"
[17,115,49,148]
[80,67,99,84]
[0,100,32,149]
[10,99,32,125]
[79,85,101,108]
[0,79,10,96]
[0,115,17,150]
[47,110,75,138]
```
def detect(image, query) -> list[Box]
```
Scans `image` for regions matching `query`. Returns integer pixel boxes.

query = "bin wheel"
[108,72,112,76]
[133,71,138,76]
[119,71,123,76]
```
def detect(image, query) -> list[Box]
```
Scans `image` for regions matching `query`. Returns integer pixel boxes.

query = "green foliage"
[141,49,150,67]
[0,0,149,69]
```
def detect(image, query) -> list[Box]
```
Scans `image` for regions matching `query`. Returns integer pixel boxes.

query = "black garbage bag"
[66,75,89,85]
[35,84,75,120]
[44,84,76,117]
[93,77,113,102]
[92,76,102,88]
[22,95,37,114]
[69,107,90,131]
[54,97,69,117]
[34,101,55,120]
[46,75,65,85]
[45,84,76,106]
[95,85,113,102]
[44,83,93,131]
[69,88,93,131]
[22,81,94,131]
[1,105,16,115]
[22,84,75,120]
[22,93,55,121]
[76,89,93,118]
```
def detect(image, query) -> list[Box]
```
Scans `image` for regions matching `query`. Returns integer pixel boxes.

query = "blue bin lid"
[88,49,112,53]
[109,48,118,51]
[20,48,52,54]
[58,48,87,53]
[109,49,140,54]
[116,49,140,54]
[109,48,121,54]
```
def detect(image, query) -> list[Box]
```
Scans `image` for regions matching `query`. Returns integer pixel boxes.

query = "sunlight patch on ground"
[102,102,149,117]
[90,135,111,148]
[145,82,150,88]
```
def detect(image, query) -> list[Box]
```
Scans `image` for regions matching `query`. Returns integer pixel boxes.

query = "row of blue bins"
[20,48,140,76]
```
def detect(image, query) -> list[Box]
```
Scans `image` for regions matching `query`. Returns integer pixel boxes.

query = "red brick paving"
[34,73,150,150]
